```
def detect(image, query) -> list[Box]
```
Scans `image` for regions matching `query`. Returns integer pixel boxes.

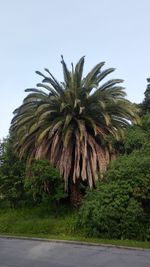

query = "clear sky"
[0,0,150,139]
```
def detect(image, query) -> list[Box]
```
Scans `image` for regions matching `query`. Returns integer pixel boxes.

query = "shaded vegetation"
[25,159,67,204]
[141,78,150,114]
[0,137,26,208]
[10,57,139,206]
[0,64,150,243]
[1,206,150,248]
[77,145,150,240]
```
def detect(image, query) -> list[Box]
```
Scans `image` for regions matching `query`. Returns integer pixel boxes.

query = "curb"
[0,235,149,251]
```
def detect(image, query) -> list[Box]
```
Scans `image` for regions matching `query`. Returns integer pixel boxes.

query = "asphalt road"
[0,238,150,267]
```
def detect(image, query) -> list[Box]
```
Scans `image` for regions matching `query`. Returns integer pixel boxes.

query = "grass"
[0,205,150,249]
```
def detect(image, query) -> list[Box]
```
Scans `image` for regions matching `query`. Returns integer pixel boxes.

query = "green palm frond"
[11,56,139,190]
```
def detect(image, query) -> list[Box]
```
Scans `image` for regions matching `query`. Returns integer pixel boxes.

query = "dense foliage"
[77,148,150,240]
[122,126,148,153]
[0,138,26,207]
[25,159,67,204]
[0,138,66,207]
[0,61,150,242]
[10,57,139,196]
[77,112,150,241]
[141,78,150,114]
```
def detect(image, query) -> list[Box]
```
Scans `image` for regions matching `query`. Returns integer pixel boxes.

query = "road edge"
[0,234,149,251]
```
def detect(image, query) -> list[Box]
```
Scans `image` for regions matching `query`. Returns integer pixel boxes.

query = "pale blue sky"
[0,0,150,139]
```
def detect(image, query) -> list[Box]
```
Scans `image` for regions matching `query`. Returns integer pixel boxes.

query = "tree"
[25,159,67,205]
[141,78,150,114]
[0,139,5,165]
[0,137,26,208]
[77,149,150,240]
[10,56,139,206]
[114,111,150,155]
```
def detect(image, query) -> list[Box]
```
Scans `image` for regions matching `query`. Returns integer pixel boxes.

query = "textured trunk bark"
[70,180,82,208]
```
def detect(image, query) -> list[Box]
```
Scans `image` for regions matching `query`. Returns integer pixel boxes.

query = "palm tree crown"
[11,56,139,190]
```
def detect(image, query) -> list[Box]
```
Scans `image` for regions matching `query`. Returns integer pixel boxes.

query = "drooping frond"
[10,56,139,190]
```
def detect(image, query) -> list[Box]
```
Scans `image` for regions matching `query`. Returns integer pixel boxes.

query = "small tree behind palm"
[141,78,150,114]
[11,56,139,205]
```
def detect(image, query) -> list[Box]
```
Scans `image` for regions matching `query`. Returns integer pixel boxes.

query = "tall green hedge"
[77,149,150,240]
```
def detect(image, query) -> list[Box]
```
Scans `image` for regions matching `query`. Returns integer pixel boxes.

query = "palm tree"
[11,56,139,206]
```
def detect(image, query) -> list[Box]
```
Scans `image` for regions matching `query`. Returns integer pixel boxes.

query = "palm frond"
[10,56,140,191]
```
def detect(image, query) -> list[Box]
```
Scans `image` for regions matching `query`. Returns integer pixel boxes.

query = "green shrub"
[122,126,148,153]
[25,160,67,205]
[0,138,26,208]
[107,151,150,203]
[77,150,150,241]
[114,114,150,155]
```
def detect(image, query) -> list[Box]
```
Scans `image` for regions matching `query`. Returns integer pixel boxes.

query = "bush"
[77,150,150,240]
[0,139,67,208]
[114,115,150,155]
[122,126,148,154]
[0,138,26,208]
[25,160,67,205]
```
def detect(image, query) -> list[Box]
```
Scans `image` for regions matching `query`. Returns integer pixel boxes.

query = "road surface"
[0,237,150,267]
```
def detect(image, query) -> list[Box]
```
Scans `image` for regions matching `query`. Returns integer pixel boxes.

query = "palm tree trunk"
[69,180,82,208]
